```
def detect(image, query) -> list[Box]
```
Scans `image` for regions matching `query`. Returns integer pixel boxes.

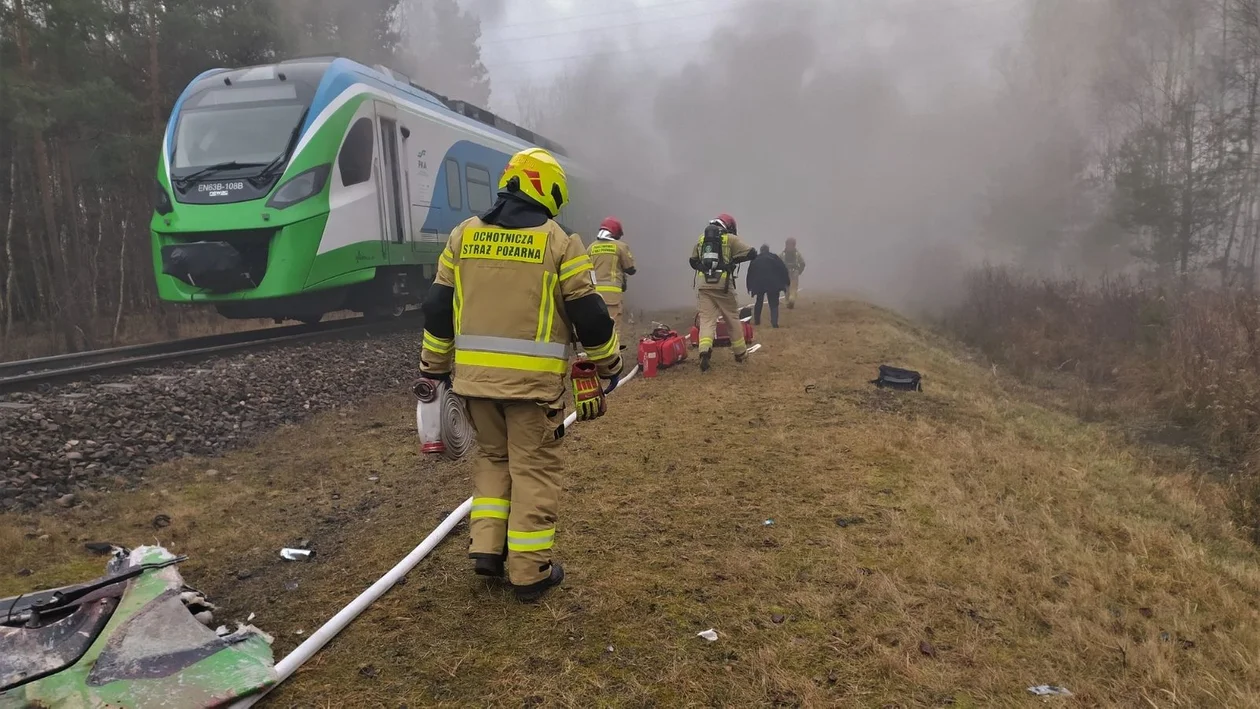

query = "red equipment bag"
[687,312,756,347]
[639,327,688,371]
[663,329,688,366]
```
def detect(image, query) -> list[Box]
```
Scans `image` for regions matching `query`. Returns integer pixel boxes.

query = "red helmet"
[599,216,624,239]
[710,213,737,235]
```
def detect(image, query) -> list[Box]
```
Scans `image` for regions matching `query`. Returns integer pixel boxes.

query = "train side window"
[445,158,462,210]
[338,117,374,186]
[466,164,492,213]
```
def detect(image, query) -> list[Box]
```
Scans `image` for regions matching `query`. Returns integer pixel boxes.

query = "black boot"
[472,550,506,578]
[699,351,711,372]
[514,562,564,602]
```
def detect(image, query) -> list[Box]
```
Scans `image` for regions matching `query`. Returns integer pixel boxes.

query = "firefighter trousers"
[603,298,623,344]
[465,398,564,586]
[697,288,747,356]
[787,273,800,308]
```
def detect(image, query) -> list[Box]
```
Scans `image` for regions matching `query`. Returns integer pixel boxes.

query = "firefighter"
[418,147,622,602]
[689,213,757,372]
[782,237,806,309]
[588,217,636,349]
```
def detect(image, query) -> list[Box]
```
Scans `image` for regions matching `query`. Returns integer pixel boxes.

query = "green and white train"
[152,57,637,323]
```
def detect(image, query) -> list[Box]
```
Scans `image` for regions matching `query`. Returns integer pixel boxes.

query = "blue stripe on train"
[303,58,446,137]
[422,140,514,235]
[165,67,230,160]
[305,59,532,152]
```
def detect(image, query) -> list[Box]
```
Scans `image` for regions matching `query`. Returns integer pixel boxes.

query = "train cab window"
[444,158,462,210]
[466,164,493,213]
[337,118,374,186]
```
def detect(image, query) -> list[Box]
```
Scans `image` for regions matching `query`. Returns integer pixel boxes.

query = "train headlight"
[154,178,174,215]
[266,164,331,210]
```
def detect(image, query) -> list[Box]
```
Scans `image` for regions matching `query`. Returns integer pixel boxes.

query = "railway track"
[0,312,422,394]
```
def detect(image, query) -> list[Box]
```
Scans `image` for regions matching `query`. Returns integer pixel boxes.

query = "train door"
[373,101,409,258]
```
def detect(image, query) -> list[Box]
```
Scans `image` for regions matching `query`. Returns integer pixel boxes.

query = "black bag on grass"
[871,365,922,392]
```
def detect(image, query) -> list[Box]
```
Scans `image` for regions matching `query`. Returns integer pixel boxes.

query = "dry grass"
[4,298,1260,707]
[942,265,1260,541]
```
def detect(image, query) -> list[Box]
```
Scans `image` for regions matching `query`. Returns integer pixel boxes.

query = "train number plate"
[197,181,246,198]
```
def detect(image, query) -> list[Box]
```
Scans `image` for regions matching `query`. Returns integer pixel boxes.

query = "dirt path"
[5,299,1260,707]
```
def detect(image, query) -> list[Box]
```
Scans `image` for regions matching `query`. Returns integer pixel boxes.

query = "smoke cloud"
[496,0,1032,314]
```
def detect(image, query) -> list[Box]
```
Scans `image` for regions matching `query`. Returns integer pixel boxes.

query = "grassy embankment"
[944,265,1260,540]
[4,298,1259,707]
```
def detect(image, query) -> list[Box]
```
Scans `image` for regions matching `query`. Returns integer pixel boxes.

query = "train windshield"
[172,84,306,171]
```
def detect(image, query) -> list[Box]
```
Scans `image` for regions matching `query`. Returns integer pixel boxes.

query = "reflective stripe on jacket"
[426,216,606,401]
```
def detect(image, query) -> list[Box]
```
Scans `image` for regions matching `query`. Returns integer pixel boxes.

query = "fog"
[481,0,1032,313]
[267,0,1260,313]
[270,0,1153,314]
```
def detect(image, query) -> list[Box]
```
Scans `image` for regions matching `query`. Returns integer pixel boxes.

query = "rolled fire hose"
[413,378,475,460]
[230,364,642,708]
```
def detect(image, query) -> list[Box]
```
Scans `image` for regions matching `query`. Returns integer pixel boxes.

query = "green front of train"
[150,59,416,323]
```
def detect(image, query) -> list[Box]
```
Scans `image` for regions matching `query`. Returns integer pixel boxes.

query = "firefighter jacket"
[588,237,636,306]
[421,216,620,402]
[691,233,756,292]
[782,248,806,275]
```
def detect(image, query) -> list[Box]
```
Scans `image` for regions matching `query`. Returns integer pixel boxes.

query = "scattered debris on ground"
[1027,685,1073,697]
[1,545,275,706]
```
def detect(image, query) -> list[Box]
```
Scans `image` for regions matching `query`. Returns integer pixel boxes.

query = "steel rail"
[0,312,421,394]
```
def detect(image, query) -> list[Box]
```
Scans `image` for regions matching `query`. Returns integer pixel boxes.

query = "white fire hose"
[413,379,476,459]
[231,364,641,707]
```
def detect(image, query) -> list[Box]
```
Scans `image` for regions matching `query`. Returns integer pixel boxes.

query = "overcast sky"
[471,0,738,114]
[469,0,1027,117]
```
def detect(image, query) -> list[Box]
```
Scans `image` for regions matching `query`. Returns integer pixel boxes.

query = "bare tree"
[1,160,15,344]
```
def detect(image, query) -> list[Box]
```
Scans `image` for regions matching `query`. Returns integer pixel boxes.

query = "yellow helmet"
[498,147,569,217]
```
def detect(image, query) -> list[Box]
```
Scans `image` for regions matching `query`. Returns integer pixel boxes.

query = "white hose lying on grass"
[231,364,642,707]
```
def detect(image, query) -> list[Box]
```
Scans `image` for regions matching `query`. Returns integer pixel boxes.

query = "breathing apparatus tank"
[700,223,726,285]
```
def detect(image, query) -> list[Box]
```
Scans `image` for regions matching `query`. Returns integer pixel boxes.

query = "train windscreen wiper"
[252,107,310,187]
[173,161,264,190]
[2,554,188,625]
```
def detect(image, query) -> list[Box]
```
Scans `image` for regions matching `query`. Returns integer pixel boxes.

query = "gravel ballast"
[0,331,422,512]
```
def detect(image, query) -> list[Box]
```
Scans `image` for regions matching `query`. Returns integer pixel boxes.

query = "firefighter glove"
[571,361,607,422]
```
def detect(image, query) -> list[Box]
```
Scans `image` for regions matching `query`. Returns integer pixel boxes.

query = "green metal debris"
[1,545,276,708]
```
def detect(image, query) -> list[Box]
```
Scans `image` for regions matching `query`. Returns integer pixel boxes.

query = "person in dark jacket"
[745,244,791,328]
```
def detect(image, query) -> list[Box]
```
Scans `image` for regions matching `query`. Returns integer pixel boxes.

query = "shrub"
[943,264,1260,539]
